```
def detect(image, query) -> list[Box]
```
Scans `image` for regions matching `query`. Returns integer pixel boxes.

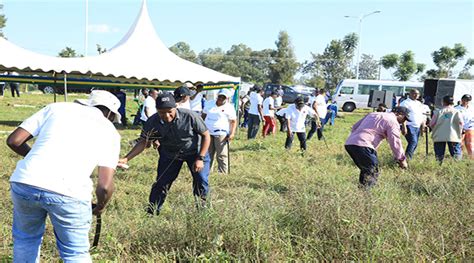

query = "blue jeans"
[324,110,336,126]
[405,125,420,159]
[434,142,462,162]
[247,114,261,139]
[148,152,211,214]
[345,145,379,188]
[10,182,92,263]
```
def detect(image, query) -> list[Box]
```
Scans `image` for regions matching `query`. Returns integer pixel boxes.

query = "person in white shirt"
[247,86,265,139]
[190,84,205,114]
[174,83,192,110]
[307,89,327,141]
[202,89,237,173]
[454,94,474,159]
[140,89,158,124]
[400,89,426,159]
[274,89,287,132]
[6,90,121,262]
[262,91,279,137]
[285,97,316,151]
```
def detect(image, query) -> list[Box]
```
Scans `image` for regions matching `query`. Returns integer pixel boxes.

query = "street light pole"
[345,10,381,79]
[85,0,89,56]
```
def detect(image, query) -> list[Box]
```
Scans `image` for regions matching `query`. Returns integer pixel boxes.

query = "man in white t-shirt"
[284,97,316,151]
[202,89,237,173]
[262,91,279,137]
[6,90,121,262]
[247,86,265,139]
[140,89,158,124]
[307,89,327,141]
[190,84,205,114]
[174,83,192,110]
[400,89,426,159]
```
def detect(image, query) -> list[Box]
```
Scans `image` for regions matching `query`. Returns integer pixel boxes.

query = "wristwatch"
[197,155,205,161]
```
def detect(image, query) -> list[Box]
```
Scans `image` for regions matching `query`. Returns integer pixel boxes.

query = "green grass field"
[0,93,472,261]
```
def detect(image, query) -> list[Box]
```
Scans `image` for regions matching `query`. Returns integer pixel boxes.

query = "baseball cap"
[392,106,409,116]
[156,93,177,109]
[75,90,122,123]
[174,85,191,97]
[217,89,231,98]
[461,94,472,101]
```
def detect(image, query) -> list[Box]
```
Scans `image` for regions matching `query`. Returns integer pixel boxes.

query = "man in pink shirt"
[345,106,409,188]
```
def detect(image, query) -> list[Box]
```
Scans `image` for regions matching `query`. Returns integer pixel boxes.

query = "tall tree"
[58,47,81,57]
[169,41,198,63]
[250,48,273,84]
[458,58,474,79]
[198,47,225,71]
[381,51,424,81]
[269,31,299,85]
[0,4,6,38]
[428,43,468,78]
[303,33,358,91]
[358,54,379,80]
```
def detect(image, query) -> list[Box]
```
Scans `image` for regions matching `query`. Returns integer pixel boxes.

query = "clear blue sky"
[2,0,473,79]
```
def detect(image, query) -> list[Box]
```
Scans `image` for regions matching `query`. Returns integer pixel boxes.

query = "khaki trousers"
[209,134,229,174]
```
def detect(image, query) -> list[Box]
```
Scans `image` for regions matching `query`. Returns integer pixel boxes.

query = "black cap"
[461,94,472,101]
[392,106,409,116]
[174,86,191,98]
[156,93,177,109]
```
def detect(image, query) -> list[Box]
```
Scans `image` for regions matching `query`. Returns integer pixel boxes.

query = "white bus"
[332,79,423,112]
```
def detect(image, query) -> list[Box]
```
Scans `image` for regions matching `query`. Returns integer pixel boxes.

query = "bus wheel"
[342,102,355,112]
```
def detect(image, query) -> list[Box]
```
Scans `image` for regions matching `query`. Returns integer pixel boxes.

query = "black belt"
[213,129,228,133]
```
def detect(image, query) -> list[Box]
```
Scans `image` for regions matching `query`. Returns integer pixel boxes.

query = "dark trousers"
[433,142,462,163]
[10,83,20,97]
[0,83,5,96]
[240,109,249,128]
[405,125,420,159]
[247,114,261,139]
[345,145,379,188]
[285,132,307,151]
[277,115,287,132]
[307,118,325,140]
[148,152,210,214]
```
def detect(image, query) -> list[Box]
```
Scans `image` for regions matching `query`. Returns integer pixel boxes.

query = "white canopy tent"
[0,0,240,86]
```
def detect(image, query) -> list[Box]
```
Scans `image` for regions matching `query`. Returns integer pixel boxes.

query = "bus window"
[382,85,404,96]
[340,86,354,95]
[357,84,379,95]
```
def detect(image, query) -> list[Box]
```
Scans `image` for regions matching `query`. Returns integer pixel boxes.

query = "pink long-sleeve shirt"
[345,112,406,161]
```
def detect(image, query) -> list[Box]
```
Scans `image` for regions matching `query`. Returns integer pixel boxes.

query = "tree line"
[0,5,472,91]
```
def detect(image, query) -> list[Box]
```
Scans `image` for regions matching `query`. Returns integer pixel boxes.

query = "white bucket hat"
[76,90,122,123]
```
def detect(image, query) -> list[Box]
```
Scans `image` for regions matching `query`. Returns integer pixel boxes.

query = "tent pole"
[53,71,57,103]
[64,72,68,102]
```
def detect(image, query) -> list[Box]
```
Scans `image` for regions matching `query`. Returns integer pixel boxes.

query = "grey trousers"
[209,134,229,174]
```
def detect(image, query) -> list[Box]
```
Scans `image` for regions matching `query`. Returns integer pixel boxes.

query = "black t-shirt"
[141,108,208,158]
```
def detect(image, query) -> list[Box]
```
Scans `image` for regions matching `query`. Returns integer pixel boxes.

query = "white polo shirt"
[203,100,237,136]
[400,98,425,128]
[315,94,327,119]
[140,96,157,121]
[190,92,203,112]
[263,97,275,117]
[455,104,474,130]
[285,104,316,133]
[249,92,263,115]
[10,103,121,201]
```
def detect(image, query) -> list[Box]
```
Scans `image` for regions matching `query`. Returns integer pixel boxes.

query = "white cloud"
[88,24,119,33]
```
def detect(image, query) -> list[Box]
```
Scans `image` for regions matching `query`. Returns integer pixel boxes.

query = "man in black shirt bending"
[119,93,211,215]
